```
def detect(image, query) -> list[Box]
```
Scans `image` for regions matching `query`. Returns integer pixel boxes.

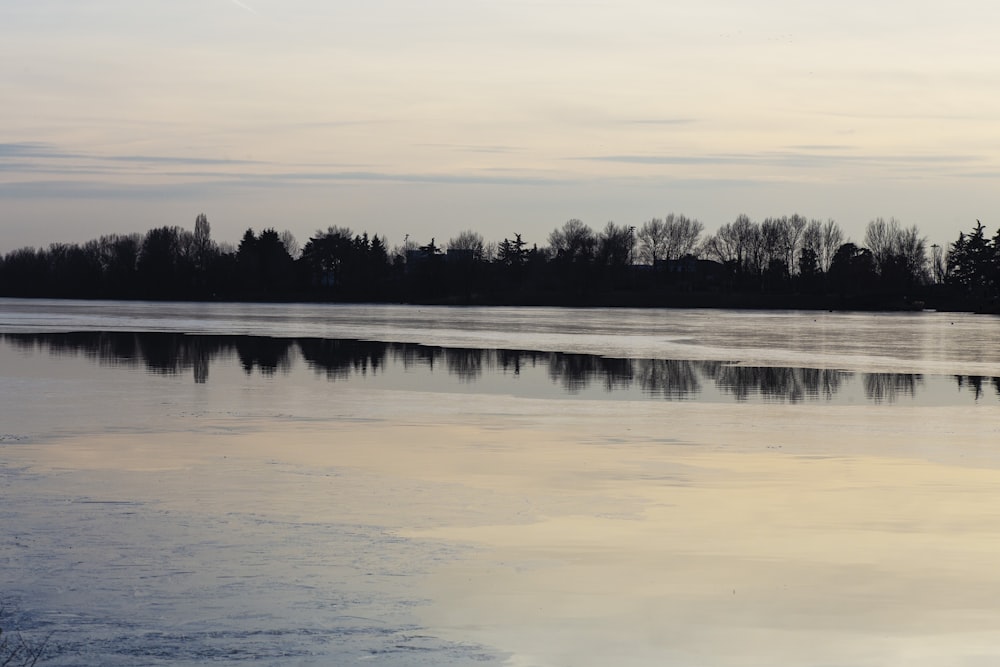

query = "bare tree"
[702,226,737,266]
[597,222,632,267]
[663,214,704,260]
[895,224,929,284]
[193,213,213,259]
[447,230,486,261]
[760,218,787,270]
[864,217,928,285]
[785,214,808,270]
[637,218,667,265]
[864,217,900,275]
[482,240,499,263]
[802,218,845,273]
[705,213,794,284]
[930,243,946,284]
[279,230,300,258]
[821,219,844,272]
[752,215,808,274]
[710,215,759,271]
[637,214,704,264]
[803,220,825,272]
[548,219,597,262]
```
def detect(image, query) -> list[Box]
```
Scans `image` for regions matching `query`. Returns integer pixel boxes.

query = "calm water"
[2,299,1000,666]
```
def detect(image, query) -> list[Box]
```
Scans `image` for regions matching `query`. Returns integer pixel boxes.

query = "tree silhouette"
[447,230,486,261]
[2,210,992,310]
[235,228,294,294]
[947,220,994,294]
[137,226,194,297]
[828,242,877,297]
[548,219,596,264]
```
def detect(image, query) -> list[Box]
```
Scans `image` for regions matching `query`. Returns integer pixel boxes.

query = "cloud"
[268,171,568,186]
[0,140,579,196]
[0,142,70,158]
[0,142,266,176]
[786,145,854,151]
[0,162,126,176]
[228,0,258,15]
[103,155,265,166]
[0,180,219,200]
[625,118,698,126]
[576,151,983,171]
[3,142,262,164]
[0,169,574,203]
[415,143,526,154]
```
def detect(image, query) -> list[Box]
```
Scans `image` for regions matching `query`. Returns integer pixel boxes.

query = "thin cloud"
[0,171,776,206]
[415,143,526,154]
[103,155,265,166]
[625,118,698,126]
[577,151,983,170]
[0,142,267,173]
[958,170,1000,179]
[0,142,66,158]
[262,170,569,187]
[808,110,987,122]
[0,162,128,176]
[786,145,854,151]
[228,0,258,15]
[0,169,574,201]
[0,141,574,191]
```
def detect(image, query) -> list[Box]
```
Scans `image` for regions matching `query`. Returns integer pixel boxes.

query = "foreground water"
[2,299,1000,666]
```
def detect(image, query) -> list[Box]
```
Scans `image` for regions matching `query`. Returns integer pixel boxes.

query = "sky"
[4,0,1000,253]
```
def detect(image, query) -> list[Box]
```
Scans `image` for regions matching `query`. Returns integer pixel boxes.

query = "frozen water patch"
[30,624,498,666]
[1,476,506,666]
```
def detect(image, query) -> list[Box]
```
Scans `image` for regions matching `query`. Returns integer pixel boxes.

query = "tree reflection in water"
[298,339,387,380]
[546,354,636,393]
[636,359,704,399]
[711,365,849,402]
[953,374,1000,402]
[444,348,484,383]
[864,373,922,403]
[4,332,998,405]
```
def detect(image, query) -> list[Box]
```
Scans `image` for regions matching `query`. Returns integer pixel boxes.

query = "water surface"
[2,300,1000,666]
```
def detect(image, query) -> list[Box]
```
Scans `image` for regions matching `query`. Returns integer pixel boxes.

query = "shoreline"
[1,291,995,314]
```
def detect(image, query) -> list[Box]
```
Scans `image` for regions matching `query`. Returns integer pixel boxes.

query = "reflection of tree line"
[863,373,922,404]
[955,374,1000,401]
[4,332,998,403]
[3,332,293,384]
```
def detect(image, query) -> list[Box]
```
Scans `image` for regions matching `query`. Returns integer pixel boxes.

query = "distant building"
[656,256,700,275]
[654,256,725,288]
[405,246,444,274]
[445,248,475,264]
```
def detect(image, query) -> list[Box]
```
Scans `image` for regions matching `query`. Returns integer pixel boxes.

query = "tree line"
[1,212,998,311]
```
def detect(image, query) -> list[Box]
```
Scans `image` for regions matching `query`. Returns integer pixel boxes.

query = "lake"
[2,299,1000,666]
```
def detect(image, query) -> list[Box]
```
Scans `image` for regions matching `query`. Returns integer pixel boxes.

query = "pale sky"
[4,0,1000,253]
